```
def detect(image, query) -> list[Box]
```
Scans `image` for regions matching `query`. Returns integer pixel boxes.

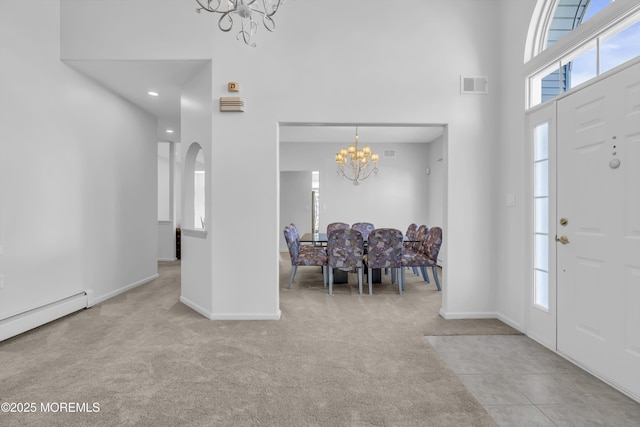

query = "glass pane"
[540,68,563,102]
[567,46,597,89]
[534,123,549,161]
[530,64,561,107]
[600,21,640,74]
[534,160,549,198]
[582,0,612,23]
[535,234,549,272]
[535,198,549,234]
[547,0,612,48]
[535,269,549,309]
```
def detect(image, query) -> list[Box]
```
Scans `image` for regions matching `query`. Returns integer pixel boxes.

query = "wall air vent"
[383,149,396,158]
[219,97,245,112]
[460,76,488,94]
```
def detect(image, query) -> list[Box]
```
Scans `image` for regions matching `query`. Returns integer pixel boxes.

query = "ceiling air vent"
[460,76,488,94]
[383,149,396,158]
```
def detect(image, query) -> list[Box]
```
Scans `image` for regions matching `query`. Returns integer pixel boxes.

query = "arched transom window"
[527,0,640,107]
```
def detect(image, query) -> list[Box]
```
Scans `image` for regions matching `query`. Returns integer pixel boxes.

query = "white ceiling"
[66,61,444,145]
[65,60,209,142]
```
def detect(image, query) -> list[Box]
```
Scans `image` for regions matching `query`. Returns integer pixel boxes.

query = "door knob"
[555,235,570,244]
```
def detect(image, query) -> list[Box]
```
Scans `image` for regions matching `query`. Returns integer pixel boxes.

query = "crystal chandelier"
[335,127,380,186]
[195,0,286,47]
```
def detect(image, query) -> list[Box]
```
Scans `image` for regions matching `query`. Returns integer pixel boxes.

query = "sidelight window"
[533,122,550,310]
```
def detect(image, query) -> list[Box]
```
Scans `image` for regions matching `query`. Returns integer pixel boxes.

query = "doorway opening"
[277,122,448,294]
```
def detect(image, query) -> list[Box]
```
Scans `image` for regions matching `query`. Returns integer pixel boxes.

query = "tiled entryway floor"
[426,335,640,427]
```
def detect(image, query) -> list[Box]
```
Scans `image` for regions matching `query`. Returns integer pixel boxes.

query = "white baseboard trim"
[180,296,213,318]
[438,309,525,334]
[179,296,281,320]
[439,308,498,320]
[495,313,524,333]
[526,330,555,351]
[89,273,160,307]
[209,310,282,320]
[0,292,87,342]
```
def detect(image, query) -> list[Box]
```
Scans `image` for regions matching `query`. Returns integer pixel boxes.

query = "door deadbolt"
[556,235,570,245]
[560,218,568,226]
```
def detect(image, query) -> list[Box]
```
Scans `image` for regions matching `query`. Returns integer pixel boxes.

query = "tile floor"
[426,335,640,427]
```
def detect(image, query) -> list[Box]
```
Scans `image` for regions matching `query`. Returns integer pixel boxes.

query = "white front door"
[557,61,640,399]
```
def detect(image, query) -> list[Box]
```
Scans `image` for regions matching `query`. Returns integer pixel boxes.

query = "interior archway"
[183,142,205,231]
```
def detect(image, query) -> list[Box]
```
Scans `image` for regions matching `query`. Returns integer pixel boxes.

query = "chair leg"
[368,268,373,295]
[288,266,298,289]
[329,268,334,295]
[432,266,441,291]
[391,268,396,284]
[401,268,405,294]
[358,268,363,295]
[322,266,328,288]
[412,267,419,276]
[398,268,403,294]
[421,266,430,283]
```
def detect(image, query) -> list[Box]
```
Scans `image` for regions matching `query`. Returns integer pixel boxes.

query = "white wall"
[426,136,446,229]
[211,0,502,319]
[158,142,171,221]
[280,142,431,233]
[56,0,540,322]
[174,142,183,228]
[179,63,214,318]
[280,171,313,252]
[158,141,179,261]
[60,0,212,61]
[426,136,446,263]
[494,0,539,330]
[0,0,158,322]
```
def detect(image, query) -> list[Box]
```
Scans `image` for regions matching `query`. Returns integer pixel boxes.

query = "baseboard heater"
[0,292,88,342]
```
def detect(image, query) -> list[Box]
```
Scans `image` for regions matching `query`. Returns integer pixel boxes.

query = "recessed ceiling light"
[165,129,174,133]
[147,91,159,97]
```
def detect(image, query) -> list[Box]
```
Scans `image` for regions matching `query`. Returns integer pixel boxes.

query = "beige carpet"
[0,259,512,426]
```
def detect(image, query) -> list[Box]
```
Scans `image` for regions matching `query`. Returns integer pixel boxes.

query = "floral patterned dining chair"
[402,224,430,283]
[363,228,404,295]
[403,223,420,276]
[326,222,350,235]
[327,228,365,295]
[404,223,418,247]
[283,225,327,289]
[351,222,375,242]
[401,226,442,291]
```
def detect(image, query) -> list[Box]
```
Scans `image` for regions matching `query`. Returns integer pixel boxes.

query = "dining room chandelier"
[195,0,286,47]
[335,127,379,186]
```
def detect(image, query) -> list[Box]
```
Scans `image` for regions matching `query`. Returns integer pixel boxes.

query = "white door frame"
[525,101,557,351]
